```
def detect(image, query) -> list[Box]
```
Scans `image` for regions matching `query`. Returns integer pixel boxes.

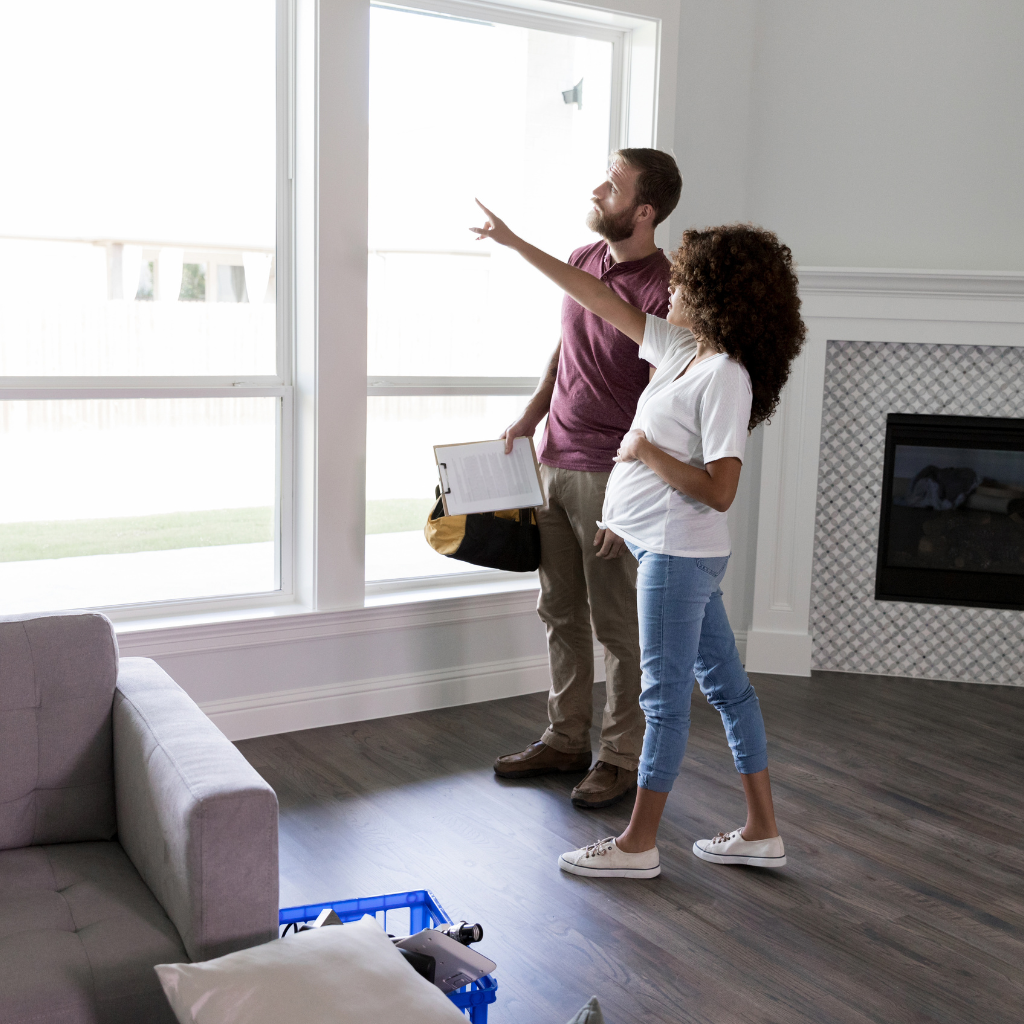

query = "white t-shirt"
[599,314,752,557]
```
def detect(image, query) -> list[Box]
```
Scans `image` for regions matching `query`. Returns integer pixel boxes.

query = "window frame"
[0,0,676,621]
[0,0,295,622]
[362,0,674,594]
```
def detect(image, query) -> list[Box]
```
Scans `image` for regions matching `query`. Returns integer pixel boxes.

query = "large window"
[0,1,286,615]
[365,0,626,583]
[0,0,669,616]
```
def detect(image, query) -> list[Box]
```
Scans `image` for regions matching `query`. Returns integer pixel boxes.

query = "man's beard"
[586,203,637,243]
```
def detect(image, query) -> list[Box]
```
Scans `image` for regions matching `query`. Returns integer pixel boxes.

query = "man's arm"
[472,202,647,346]
[502,341,560,454]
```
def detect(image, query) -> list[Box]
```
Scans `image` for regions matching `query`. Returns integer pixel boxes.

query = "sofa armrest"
[113,657,279,962]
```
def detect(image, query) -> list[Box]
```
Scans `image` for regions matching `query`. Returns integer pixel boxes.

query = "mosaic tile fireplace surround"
[811,340,1024,685]
[743,268,1024,686]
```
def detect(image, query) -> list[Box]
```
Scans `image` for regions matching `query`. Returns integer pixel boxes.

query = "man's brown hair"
[615,148,683,228]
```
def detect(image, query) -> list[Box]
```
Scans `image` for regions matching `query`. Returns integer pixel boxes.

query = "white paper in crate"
[155,915,467,1024]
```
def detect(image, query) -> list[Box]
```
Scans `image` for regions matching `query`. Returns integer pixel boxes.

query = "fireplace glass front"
[875,414,1024,610]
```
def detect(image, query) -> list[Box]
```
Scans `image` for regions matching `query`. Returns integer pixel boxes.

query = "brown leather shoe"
[571,761,638,809]
[493,741,592,779]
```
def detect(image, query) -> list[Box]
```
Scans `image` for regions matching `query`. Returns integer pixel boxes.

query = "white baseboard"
[744,629,812,676]
[202,653,553,741]
[205,632,749,742]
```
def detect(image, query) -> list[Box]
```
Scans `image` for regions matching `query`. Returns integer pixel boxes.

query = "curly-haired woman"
[472,202,806,878]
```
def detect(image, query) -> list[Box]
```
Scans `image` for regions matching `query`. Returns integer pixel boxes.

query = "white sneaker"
[692,827,786,867]
[558,837,661,878]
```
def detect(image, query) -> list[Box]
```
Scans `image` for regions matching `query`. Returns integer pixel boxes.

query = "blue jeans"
[627,544,769,793]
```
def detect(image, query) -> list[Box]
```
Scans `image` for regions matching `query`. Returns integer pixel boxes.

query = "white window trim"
[375,0,630,151]
[375,0,674,154]
[0,0,296,623]
[3,0,678,628]
[347,0,680,601]
[0,386,295,625]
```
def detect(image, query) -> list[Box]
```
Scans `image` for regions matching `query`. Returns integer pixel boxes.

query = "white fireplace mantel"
[744,266,1024,676]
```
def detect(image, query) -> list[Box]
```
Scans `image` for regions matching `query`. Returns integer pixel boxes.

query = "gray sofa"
[0,611,279,1024]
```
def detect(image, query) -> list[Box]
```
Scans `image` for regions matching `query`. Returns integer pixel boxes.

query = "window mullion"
[367,376,538,397]
[0,385,289,401]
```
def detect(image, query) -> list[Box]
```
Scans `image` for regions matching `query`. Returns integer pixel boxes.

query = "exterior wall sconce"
[561,78,582,109]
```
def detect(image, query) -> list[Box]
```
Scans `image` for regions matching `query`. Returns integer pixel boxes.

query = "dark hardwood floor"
[237,671,1024,1024]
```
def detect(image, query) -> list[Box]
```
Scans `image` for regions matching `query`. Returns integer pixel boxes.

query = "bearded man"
[495,148,683,808]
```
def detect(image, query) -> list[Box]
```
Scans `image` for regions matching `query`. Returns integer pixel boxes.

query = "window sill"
[113,598,315,636]
[364,569,539,607]
[113,571,540,656]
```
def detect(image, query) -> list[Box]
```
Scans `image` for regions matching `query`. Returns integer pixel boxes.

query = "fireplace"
[875,413,1024,610]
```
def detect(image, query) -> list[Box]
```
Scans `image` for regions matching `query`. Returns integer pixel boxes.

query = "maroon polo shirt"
[538,241,672,473]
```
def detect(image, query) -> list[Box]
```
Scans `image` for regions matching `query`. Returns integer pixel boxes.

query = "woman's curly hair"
[669,224,806,431]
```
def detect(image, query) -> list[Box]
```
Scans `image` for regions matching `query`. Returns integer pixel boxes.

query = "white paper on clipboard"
[434,435,544,516]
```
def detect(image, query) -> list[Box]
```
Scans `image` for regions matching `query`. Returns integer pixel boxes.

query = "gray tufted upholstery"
[0,612,279,1024]
[0,612,119,850]
[0,843,185,1023]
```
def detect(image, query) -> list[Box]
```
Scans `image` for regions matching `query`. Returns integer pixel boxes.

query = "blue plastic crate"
[279,890,498,1023]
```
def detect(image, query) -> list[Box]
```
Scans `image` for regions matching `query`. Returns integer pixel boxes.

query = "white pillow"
[155,916,469,1024]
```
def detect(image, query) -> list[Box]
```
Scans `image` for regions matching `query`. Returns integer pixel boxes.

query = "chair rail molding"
[745,266,1024,677]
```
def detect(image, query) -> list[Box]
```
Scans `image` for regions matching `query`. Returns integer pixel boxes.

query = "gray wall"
[745,0,1024,270]
[670,0,759,235]
[670,0,1024,634]
[670,0,1024,271]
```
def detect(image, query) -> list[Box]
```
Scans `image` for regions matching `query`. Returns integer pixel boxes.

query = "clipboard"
[434,435,545,516]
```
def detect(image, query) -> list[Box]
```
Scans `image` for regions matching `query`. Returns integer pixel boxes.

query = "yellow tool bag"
[424,486,541,572]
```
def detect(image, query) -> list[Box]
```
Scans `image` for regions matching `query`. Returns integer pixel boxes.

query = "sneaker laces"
[710,828,742,846]
[582,837,616,859]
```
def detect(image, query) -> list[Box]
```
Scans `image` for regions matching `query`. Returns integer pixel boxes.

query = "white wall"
[118,589,555,740]
[745,0,1024,271]
[120,0,1024,733]
[668,1,1024,272]
[722,427,762,634]
[670,0,1024,634]
[668,0,758,240]
[669,0,762,635]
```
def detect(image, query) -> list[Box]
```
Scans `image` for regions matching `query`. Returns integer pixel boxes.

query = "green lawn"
[0,500,434,562]
[0,507,274,562]
[366,498,436,534]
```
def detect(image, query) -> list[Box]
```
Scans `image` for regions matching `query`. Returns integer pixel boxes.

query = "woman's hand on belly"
[594,527,626,559]
[619,429,742,514]
[614,429,648,464]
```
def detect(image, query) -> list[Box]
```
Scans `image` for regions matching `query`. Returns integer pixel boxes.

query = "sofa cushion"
[0,841,185,1024]
[0,611,119,849]
[155,916,468,1024]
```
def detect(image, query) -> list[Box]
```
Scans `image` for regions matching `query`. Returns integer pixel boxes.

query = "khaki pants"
[537,465,644,771]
